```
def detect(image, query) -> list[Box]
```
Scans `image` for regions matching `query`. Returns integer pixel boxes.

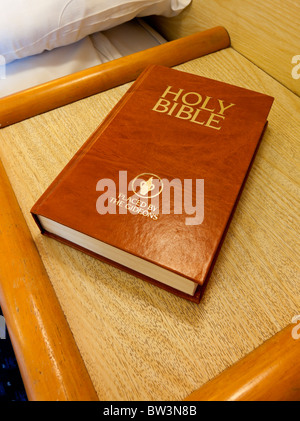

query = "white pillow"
[0,0,191,64]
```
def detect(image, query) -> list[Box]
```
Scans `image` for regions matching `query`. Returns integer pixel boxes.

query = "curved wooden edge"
[0,158,99,401]
[184,323,300,401]
[0,26,230,128]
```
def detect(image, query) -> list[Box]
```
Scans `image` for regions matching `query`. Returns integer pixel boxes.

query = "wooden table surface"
[0,47,299,400]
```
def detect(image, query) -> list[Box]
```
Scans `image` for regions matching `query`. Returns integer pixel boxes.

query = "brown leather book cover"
[31,64,274,303]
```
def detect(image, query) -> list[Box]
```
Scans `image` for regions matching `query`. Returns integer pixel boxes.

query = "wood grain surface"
[0,48,299,400]
[149,0,300,96]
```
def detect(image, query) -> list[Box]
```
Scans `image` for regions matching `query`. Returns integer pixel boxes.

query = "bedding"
[0,19,167,97]
[0,0,191,64]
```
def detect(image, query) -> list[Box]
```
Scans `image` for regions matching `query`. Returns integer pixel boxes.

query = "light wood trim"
[0,158,99,401]
[0,26,229,128]
[185,324,300,401]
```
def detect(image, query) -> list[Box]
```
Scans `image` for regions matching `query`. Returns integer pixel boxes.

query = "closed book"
[31,64,274,303]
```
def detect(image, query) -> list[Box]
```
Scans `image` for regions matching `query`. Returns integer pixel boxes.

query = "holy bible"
[31,64,274,303]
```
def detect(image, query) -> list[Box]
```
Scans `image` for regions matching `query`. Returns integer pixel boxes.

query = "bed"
[1,18,168,98]
[0,0,299,401]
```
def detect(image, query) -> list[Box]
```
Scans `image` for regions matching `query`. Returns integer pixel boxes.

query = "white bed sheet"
[0,19,166,98]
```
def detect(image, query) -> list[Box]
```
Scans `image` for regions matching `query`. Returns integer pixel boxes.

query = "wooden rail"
[0,26,230,128]
[0,158,99,401]
[185,323,300,401]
